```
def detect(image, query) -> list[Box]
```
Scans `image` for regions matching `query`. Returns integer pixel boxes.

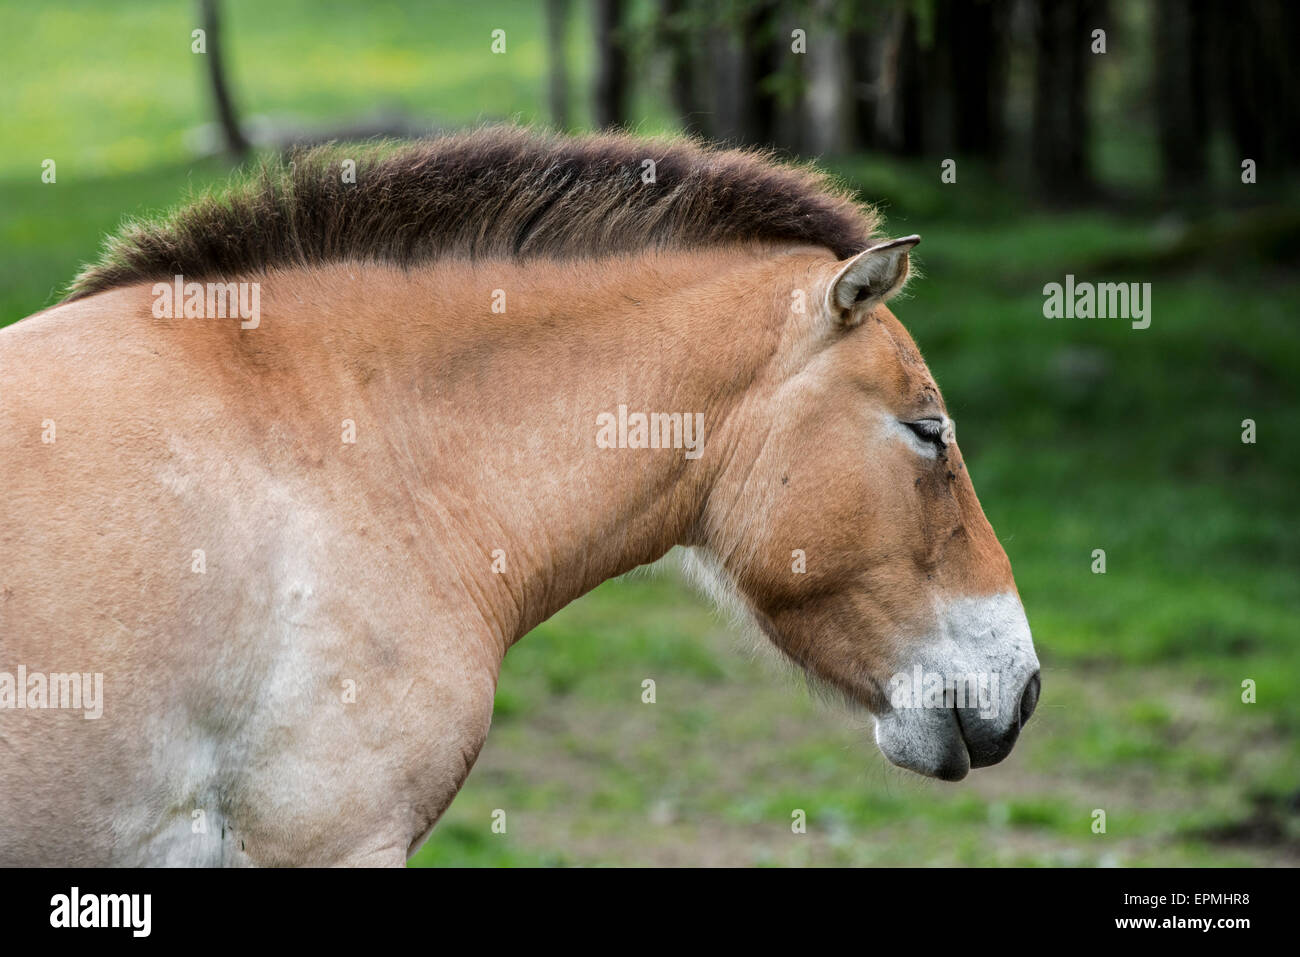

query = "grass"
[3,1,1297,867]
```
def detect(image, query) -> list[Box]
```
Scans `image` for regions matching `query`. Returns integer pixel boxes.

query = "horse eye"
[904,418,946,447]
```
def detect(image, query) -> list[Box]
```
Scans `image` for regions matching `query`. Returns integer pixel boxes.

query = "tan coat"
[1,238,1038,865]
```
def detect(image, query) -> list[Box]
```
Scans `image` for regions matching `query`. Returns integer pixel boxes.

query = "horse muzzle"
[871,592,1041,781]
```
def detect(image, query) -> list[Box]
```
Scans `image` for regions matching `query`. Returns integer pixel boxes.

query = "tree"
[736,0,784,148]
[1210,0,1300,179]
[1030,0,1099,196]
[659,0,705,137]
[893,7,925,156]
[950,0,1006,158]
[546,0,572,130]
[593,0,630,129]
[199,0,249,161]
[845,0,884,150]
[1155,0,1207,190]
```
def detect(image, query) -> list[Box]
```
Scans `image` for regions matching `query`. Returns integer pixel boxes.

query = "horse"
[0,128,1040,866]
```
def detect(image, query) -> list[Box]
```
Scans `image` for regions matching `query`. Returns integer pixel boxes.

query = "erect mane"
[65,127,880,301]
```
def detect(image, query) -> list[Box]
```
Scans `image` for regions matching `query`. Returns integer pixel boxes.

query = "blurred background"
[3,0,1297,865]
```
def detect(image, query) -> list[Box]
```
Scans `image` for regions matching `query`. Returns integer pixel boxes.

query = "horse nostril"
[1019,671,1041,728]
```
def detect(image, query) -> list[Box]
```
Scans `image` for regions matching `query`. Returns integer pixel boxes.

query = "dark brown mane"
[65,127,880,301]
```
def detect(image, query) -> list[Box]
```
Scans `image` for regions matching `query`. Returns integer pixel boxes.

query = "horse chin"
[873,707,971,782]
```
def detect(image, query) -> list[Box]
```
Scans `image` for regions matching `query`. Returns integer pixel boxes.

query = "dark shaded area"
[627,0,1299,204]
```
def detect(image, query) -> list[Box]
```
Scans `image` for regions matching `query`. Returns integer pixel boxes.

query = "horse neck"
[271,249,805,648]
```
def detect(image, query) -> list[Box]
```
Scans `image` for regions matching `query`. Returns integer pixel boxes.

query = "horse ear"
[826,235,920,326]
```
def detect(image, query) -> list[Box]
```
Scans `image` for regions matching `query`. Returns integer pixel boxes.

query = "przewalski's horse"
[0,129,1039,866]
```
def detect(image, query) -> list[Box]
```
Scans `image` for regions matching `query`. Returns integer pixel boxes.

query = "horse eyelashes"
[905,419,946,447]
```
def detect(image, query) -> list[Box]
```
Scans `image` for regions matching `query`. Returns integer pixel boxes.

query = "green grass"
[1,0,591,181]
[4,1,1297,867]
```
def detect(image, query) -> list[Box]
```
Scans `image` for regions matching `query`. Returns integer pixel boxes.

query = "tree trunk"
[659,0,704,136]
[546,0,571,130]
[950,0,1006,158]
[921,0,956,156]
[803,0,850,156]
[896,9,925,156]
[593,0,629,129]
[736,0,783,148]
[1030,0,1096,196]
[845,2,881,151]
[1213,0,1300,177]
[1155,0,1207,189]
[199,0,249,161]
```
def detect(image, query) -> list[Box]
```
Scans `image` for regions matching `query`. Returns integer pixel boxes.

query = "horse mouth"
[872,671,1041,781]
